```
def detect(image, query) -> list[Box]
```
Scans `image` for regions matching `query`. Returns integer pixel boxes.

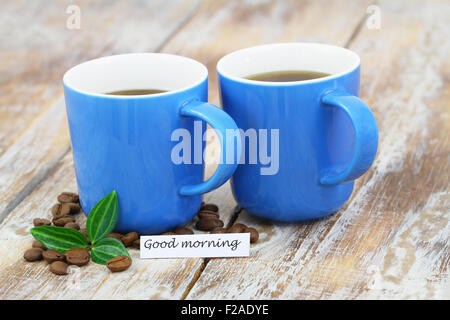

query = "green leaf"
[30,226,88,253]
[86,190,118,244]
[91,237,130,265]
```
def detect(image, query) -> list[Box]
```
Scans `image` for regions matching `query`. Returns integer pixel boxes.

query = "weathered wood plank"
[2,0,448,300]
[0,0,241,299]
[0,0,201,222]
[185,0,450,299]
[0,151,236,299]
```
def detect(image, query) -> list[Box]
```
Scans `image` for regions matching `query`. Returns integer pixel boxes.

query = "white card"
[140,233,250,259]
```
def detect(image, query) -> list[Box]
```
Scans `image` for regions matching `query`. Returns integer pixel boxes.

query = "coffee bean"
[62,202,81,214]
[211,227,227,234]
[52,213,68,221]
[50,261,69,275]
[60,203,72,216]
[246,227,259,243]
[64,222,80,230]
[132,239,140,249]
[196,218,224,231]
[32,240,46,250]
[121,231,139,247]
[57,192,79,204]
[53,216,75,227]
[53,206,66,217]
[197,210,220,219]
[42,249,65,263]
[227,223,248,233]
[200,203,218,212]
[33,218,51,227]
[51,203,62,217]
[173,226,194,235]
[107,233,124,241]
[24,248,43,262]
[106,255,131,272]
[65,248,90,266]
[52,196,80,216]
[161,232,177,235]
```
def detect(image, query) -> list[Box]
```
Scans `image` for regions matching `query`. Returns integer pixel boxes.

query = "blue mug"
[217,43,378,221]
[63,53,241,234]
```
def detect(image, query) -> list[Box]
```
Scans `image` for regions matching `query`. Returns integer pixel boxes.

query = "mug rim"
[216,42,361,86]
[63,53,208,99]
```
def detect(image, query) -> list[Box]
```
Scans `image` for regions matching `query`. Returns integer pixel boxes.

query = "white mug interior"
[216,42,360,84]
[63,53,208,97]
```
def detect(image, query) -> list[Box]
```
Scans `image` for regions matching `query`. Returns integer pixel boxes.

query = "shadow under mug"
[63,53,241,234]
[217,43,379,222]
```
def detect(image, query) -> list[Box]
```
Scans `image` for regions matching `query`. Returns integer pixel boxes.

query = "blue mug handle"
[178,100,242,196]
[320,91,378,185]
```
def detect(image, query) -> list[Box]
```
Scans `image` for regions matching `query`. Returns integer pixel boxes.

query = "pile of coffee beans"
[195,203,259,243]
[49,192,81,229]
[154,202,260,244]
[23,192,132,275]
[195,203,224,231]
[24,244,91,275]
[24,195,260,276]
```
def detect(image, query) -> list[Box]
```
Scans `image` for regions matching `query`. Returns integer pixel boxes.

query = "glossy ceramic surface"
[217,43,378,221]
[63,53,240,234]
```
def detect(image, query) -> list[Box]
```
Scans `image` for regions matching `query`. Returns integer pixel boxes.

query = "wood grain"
[0,0,376,300]
[0,0,213,300]
[185,0,450,299]
[161,0,373,107]
[0,0,201,222]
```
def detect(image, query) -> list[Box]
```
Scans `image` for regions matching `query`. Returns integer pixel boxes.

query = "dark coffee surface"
[246,70,330,82]
[105,89,167,95]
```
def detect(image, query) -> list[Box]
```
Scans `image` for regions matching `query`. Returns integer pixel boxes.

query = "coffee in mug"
[106,89,168,95]
[217,43,378,222]
[246,70,329,82]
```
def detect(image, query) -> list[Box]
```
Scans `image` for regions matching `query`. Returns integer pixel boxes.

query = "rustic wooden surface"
[0,0,448,299]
